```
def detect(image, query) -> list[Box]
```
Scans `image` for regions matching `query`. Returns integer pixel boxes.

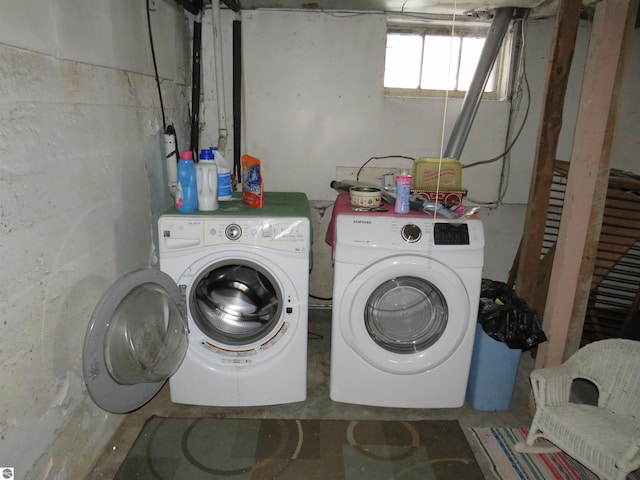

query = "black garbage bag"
[478,279,547,351]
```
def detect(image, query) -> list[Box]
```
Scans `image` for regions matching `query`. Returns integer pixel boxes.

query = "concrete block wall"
[0,1,191,477]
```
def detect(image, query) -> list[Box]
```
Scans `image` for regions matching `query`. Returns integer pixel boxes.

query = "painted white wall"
[240,10,513,203]
[0,0,191,478]
[200,9,638,287]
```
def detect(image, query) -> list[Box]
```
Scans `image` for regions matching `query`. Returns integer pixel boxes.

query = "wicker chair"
[526,338,640,480]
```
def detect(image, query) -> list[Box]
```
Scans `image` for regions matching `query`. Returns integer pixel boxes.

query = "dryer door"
[339,254,470,375]
[83,269,188,413]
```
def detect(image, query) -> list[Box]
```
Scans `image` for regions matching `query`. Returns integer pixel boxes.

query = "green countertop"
[163,192,311,220]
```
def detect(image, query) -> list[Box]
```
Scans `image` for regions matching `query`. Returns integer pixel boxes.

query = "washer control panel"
[158,215,310,253]
[225,223,242,241]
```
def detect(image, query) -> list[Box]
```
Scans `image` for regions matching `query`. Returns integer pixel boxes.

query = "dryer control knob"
[401,224,422,243]
[225,224,242,240]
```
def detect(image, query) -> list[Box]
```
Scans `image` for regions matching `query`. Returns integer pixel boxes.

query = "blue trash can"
[466,323,522,411]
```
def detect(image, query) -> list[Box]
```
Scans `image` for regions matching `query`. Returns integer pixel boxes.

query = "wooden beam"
[535,0,639,368]
[564,0,640,358]
[515,0,581,310]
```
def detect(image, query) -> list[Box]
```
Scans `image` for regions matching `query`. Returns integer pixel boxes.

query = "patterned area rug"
[115,417,483,480]
[471,426,640,480]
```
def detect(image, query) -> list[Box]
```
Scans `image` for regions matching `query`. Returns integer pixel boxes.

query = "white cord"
[432,1,457,221]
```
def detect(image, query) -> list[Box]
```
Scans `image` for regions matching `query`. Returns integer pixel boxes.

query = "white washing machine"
[329,202,484,408]
[83,193,310,413]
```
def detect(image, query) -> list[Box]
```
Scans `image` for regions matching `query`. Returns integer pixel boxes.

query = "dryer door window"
[191,262,282,346]
[365,276,448,354]
[339,254,471,375]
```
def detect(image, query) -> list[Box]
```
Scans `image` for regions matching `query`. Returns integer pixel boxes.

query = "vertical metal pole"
[212,0,228,154]
[233,18,242,182]
[190,20,202,155]
[444,7,515,160]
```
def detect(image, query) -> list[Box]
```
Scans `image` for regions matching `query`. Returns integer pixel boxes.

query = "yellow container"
[412,157,462,190]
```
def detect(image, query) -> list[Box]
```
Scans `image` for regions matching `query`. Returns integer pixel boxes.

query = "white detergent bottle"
[196,148,219,211]
[212,147,232,200]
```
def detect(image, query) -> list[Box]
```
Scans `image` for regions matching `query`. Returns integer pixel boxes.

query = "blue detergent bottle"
[176,150,197,212]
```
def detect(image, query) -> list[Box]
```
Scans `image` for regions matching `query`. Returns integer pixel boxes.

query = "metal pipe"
[221,0,240,11]
[190,20,202,155]
[444,7,515,160]
[174,0,202,15]
[212,0,228,154]
[233,18,242,181]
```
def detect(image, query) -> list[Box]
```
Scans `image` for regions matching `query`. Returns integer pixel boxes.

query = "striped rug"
[470,427,600,480]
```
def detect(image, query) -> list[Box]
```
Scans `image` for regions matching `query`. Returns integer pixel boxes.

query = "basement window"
[384,23,511,100]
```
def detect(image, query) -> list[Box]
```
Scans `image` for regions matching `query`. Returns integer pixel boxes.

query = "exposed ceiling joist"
[232,0,554,16]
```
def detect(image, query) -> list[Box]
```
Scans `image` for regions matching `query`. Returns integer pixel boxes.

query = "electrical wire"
[146,0,166,132]
[464,13,530,206]
[309,293,332,301]
[462,76,530,169]
[355,155,415,181]
[496,14,529,204]
[463,15,530,170]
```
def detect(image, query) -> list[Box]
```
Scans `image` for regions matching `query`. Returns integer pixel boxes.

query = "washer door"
[83,269,188,413]
[339,254,470,375]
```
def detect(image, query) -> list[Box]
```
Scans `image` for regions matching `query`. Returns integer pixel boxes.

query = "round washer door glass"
[190,262,282,346]
[365,276,447,354]
[83,269,188,413]
[339,254,470,375]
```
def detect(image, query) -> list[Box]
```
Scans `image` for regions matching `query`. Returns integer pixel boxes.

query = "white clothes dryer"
[329,198,484,408]
[83,193,310,413]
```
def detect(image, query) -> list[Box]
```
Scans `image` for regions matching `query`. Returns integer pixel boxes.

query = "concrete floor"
[85,308,536,479]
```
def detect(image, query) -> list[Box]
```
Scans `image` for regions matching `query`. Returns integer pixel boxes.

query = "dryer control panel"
[334,214,484,256]
[397,221,474,246]
[433,223,470,245]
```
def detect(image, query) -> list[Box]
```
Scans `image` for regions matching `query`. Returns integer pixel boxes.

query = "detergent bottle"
[212,147,232,200]
[196,148,218,211]
[176,150,197,212]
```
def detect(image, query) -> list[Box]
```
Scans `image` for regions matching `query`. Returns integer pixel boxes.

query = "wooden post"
[535,0,639,368]
[515,0,581,314]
